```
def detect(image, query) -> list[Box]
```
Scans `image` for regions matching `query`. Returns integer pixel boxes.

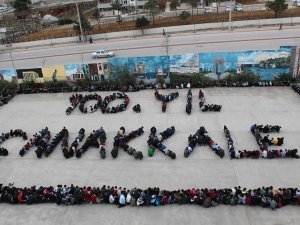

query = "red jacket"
[18,192,24,203]
[245,195,251,205]
[90,194,97,203]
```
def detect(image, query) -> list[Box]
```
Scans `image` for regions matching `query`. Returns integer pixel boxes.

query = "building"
[98,0,147,16]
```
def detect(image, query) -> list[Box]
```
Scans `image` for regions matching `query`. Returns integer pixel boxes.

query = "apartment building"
[98,0,147,16]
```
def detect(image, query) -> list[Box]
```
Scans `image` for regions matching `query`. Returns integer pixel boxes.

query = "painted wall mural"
[42,65,67,82]
[108,56,169,79]
[199,46,291,80]
[238,47,291,80]
[16,68,44,83]
[0,69,16,82]
[169,53,199,74]
[0,47,294,83]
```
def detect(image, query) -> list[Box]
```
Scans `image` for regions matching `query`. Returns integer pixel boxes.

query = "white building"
[98,0,147,16]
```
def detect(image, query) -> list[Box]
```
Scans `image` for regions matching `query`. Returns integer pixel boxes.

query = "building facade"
[98,0,147,16]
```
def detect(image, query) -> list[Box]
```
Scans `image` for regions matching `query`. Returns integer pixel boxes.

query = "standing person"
[279,24,282,31]
[52,69,57,84]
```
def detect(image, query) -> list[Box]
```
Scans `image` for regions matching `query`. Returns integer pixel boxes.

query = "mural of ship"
[170,53,199,74]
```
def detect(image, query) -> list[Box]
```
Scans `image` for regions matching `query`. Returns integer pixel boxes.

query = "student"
[118,191,126,208]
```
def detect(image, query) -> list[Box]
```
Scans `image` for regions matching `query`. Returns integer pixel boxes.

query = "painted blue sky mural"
[0,46,293,82]
[0,69,16,82]
[108,56,169,79]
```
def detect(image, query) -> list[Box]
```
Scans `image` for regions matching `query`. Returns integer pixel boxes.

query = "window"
[99,0,111,3]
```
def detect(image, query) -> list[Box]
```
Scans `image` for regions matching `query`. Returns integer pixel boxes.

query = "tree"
[265,0,288,18]
[109,64,136,86]
[93,8,104,30]
[13,0,31,12]
[187,0,198,18]
[170,0,181,17]
[136,16,150,35]
[111,0,123,16]
[144,0,159,23]
[125,5,137,21]
[73,12,91,37]
[157,76,165,84]
[179,10,190,20]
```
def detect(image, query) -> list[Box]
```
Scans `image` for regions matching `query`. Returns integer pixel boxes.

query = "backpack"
[148,147,155,157]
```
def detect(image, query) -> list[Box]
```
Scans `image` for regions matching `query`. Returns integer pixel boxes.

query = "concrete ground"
[0,87,299,225]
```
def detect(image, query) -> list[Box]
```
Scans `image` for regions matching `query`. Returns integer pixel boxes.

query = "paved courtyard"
[0,87,299,225]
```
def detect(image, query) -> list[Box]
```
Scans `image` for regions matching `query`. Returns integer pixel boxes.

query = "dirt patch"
[15,8,300,43]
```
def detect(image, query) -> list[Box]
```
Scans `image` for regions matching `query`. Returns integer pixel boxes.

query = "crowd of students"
[132,104,141,113]
[0,183,299,209]
[0,124,298,159]
[0,129,28,156]
[186,89,192,115]
[66,92,129,115]
[111,127,144,160]
[14,84,141,95]
[0,81,296,110]
[154,90,179,112]
[224,125,299,159]
[184,126,225,158]
[147,126,176,159]
[199,90,222,112]
[292,84,300,95]
[0,89,15,107]
[101,93,129,114]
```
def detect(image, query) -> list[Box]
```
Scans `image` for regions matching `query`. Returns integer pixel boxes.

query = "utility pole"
[97,0,102,29]
[164,34,170,78]
[75,0,84,42]
[229,0,232,31]
[8,44,16,74]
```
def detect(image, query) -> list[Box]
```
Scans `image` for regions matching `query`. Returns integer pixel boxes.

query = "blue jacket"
[119,194,126,205]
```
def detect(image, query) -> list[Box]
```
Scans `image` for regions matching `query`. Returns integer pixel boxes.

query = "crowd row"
[11,80,294,95]
[1,183,300,209]
[0,81,297,109]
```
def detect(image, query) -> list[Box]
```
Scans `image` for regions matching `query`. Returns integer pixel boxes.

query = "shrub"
[76,78,91,87]
[0,80,14,89]
[58,18,74,26]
